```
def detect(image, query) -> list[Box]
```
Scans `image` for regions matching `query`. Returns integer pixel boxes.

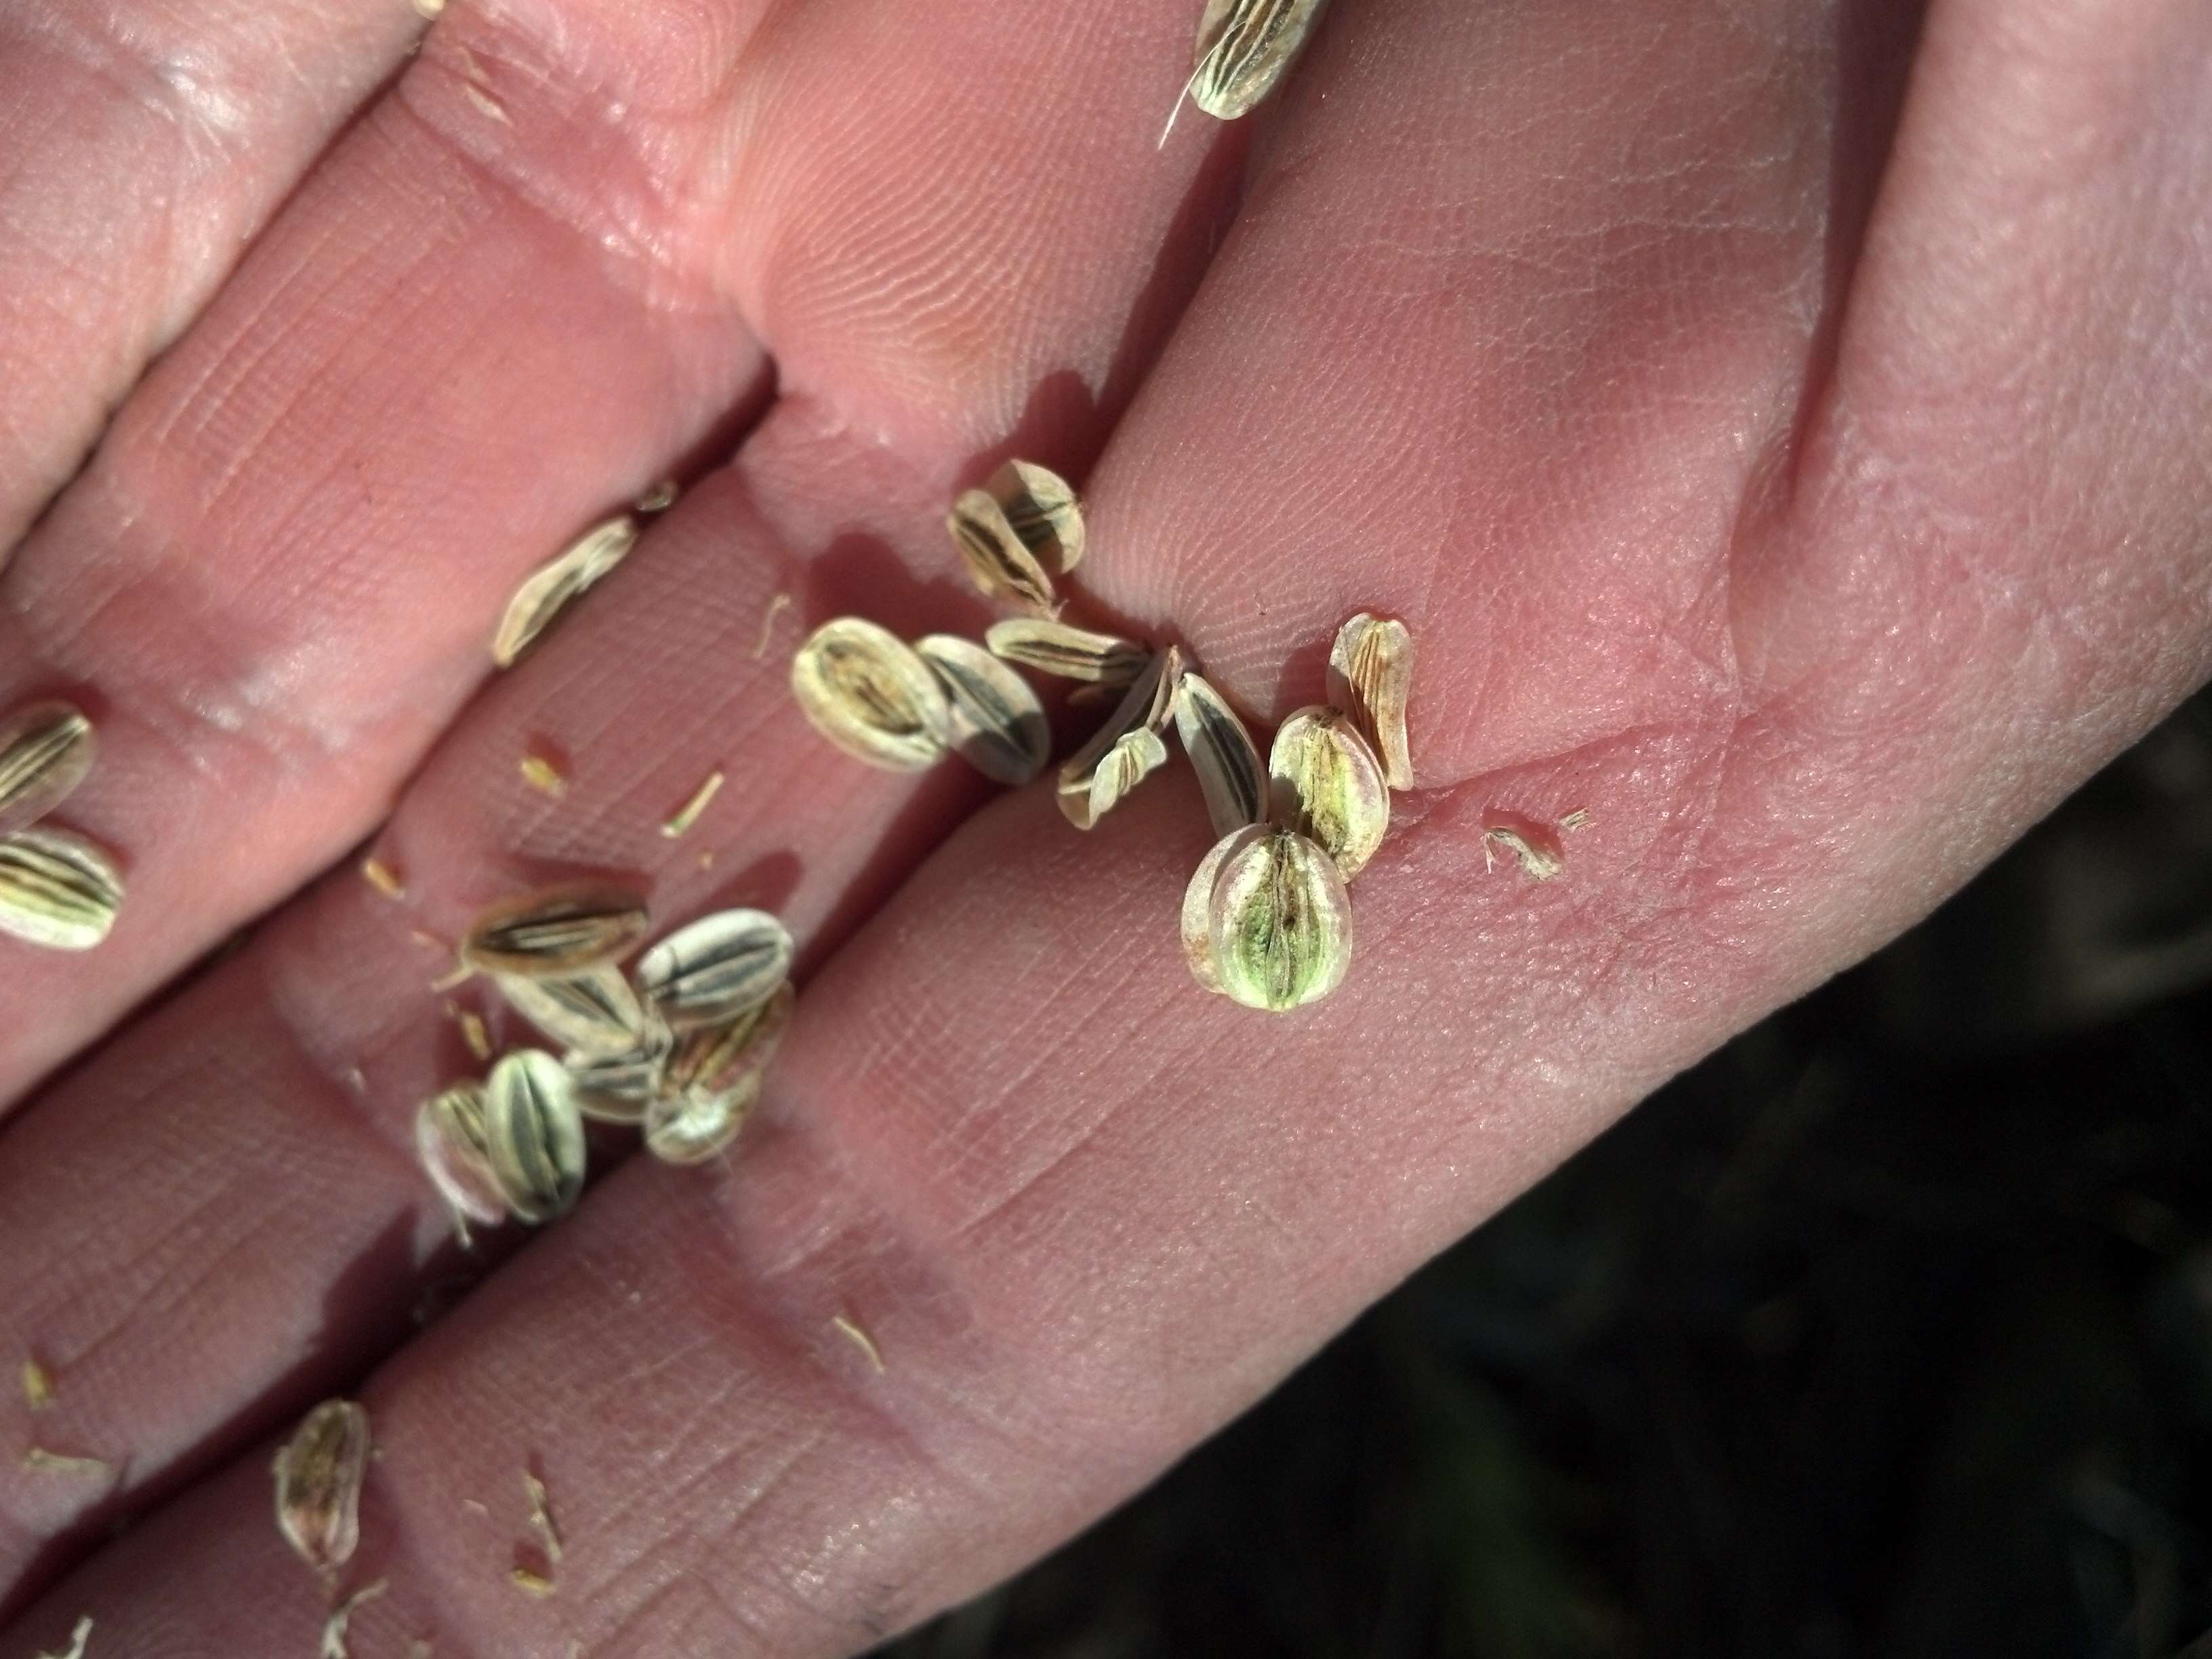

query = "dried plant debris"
[1269,705,1390,879]
[524,1471,562,1565]
[636,909,793,1028]
[1185,824,1353,1011]
[1180,0,1330,126]
[274,1399,370,1576]
[1327,613,1414,789]
[661,771,724,838]
[985,618,1148,685]
[649,983,792,1164]
[1057,647,1183,830]
[449,1002,494,1063]
[460,882,649,979]
[22,1447,114,1478]
[566,1035,671,1124]
[0,701,96,836]
[1485,823,1565,880]
[361,857,407,901]
[949,489,1059,613]
[321,1580,388,1659]
[493,964,651,1057]
[985,459,1085,575]
[792,618,953,771]
[22,1359,53,1410]
[415,1083,508,1229]
[511,1566,557,1598]
[519,754,569,798]
[33,1615,91,1659]
[1173,673,1265,838]
[492,512,640,667]
[915,634,1051,785]
[832,1313,887,1374]
[0,827,124,951]
[485,1051,588,1223]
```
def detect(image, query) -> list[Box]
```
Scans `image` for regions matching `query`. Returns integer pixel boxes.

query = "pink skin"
[1,0,2208,1652]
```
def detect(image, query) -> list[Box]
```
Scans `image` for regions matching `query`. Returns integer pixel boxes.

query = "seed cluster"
[0,700,121,953]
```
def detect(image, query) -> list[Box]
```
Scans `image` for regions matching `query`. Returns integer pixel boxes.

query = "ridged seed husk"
[0,828,124,951]
[985,619,1149,685]
[659,981,792,1120]
[1268,705,1390,878]
[644,1071,762,1166]
[493,963,651,1055]
[272,1399,369,1576]
[1172,673,1265,838]
[413,1083,506,1227]
[948,491,1058,613]
[792,618,952,772]
[636,908,793,1029]
[915,634,1050,785]
[0,701,96,836]
[491,512,640,667]
[459,881,649,979]
[1181,823,1268,994]
[1209,825,1354,1011]
[1057,647,1183,830]
[485,1050,588,1223]
[1327,613,1414,788]
[985,459,1085,575]
[566,1027,673,1125]
[1190,0,1330,121]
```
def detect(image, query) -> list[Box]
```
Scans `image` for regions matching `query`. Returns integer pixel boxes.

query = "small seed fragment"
[752,592,793,661]
[792,619,953,772]
[947,489,1058,613]
[660,981,792,1105]
[33,1614,91,1659]
[510,1566,556,1598]
[1173,674,1265,838]
[1208,825,1354,1012]
[519,753,568,797]
[661,771,725,838]
[321,1580,388,1659]
[459,882,649,979]
[985,618,1149,684]
[915,634,1050,785]
[1181,823,1267,995]
[22,1359,53,1410]
[634,480,680,514]
[636,909,793,1028]
[493,964,650,1056]
[985,459,1086,575]
[1057,647,1183,830]
[1269,705,1390,878]
[566,1029,672,1125]
[0,828,124,951]
[22,1448,112,1478]
[492,512,639,667]
[273,1399,370,1576]
[1187,0,1330,122]
[485,1050,588,1223]
[1327,613,1414,790]
[524,1471,562,1565]
[832,1313,887,1374]
[415,1082,507,1229]
[361,857,406,901]
[0,701,96,837]
[1485,824,1565,880]
[644,1072,762,1165]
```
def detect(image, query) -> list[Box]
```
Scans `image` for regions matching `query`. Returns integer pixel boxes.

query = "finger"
[0,0,1237,1608]
[0,0,431,554]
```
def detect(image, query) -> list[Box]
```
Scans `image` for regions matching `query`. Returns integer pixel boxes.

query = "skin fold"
[0,0,2207,1652]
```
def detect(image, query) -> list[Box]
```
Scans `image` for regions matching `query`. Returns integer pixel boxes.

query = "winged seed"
[0,701,96,836]
[1326,613,1414,788]
[493,964,651,1055]
[915,634,1050,785]
[1181,823,1267,994]
[985,459,1085,575]
[1189,0,1330,121]
[1208,825,1354,1012]
[414,1082,507,1228]
[947,490,1058,613]
[791,619,952,771]
[485,1050,588,1223]
[0,828,124,951]
[459,882,649,979]
[1057,647,1183,830]
[1268,705,1390,878]
[636,909,792,1028]
[985,619,1149,684]
[273,1399,370,1576]
[1173,674,1265,838]
[491,513,640,667]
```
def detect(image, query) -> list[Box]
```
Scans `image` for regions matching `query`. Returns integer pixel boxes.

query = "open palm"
[2,0,2208,1650]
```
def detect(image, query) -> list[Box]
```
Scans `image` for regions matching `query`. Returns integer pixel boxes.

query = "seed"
[566,1030,672,1125]
[33,1615,91,1659]
[1181,823,1267,994]
[947,489,1059,613]
[1187,0,1330,121]
[791,619,952,772]
[634,480,680,514]
[360,857,406,901]
[1327,613,1414,789]
[1173,674,1265,838]
[661,771,724,838]
[493,964,651,1055]
[915,634,1050,785]
[657,981,791,1124]
[1269,705,1390,878]
[0,828,124,951]
[1057,647,1183,830]
[459,881,649,979]
[1208,825,1353,1011]
[414,1083,507,1229]
[272,1399,370,1576]
[491,512,640,667]
[484,1050,588,1223]
[636,908,793,1027]
[985,459,1086,575]
[519,754,568,797]
[985,619,1149,684]
[0,701,96,837]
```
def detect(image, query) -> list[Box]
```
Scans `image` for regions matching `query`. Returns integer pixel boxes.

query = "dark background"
[872,684,2212,1659]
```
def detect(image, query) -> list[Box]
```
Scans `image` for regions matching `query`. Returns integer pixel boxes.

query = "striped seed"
[0,828,123,951]
[0,701,96,837]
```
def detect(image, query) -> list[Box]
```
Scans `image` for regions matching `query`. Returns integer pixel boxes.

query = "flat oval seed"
[636,908,794,1029]
[948,490,1058,613]
[0,827,124,951]
[986,459,1086,575]
[1209,825,1354,1012]
[491,512,640,667]
[792,618,952,772]
[661,981,792,1107]
[985,619,1151,684]
[492,964,651,1055]
[272,1399,370,1576]
[1173,674,1265,838]
[413,1083,506,1227]
[459,881,649,979]
[1181,823,1269,994]
[1191,0,1330,121]
[485,1050,588,1223]
[916,634,1050,785]
[1327,613,1415,789]
[1268,705,1391,878]
[0,701,97,836]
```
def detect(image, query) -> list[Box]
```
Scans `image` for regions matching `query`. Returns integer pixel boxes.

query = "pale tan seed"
[1173,674,1265,838]
[1561,808,1591,832]
[985,459,1086,575]
[1209,825,1354,1012]
[1057,647,1183,830]
[947,489,1058,613]
[1188,0,1329,121]
[361,857,406,900]
[566,1029,672,1125]
[1268,705,1390,878]
[273,1399,370,1576]
[459,882,649,979]
[657,981,792,1121]
[985,618,1149,684]
[491,512,640,667]
[0,828,124,951]
[493,964,650,1055]
[22,1358,53,1410]
[0,701,96,837]
[644,1071,762,1166]
[915,634,1050,785]
[485,1050,588,1223]
[414,1082,506,1229]
[1327,613,1414,789]
[33,1614,91,1659]
[634,480,680,514]
[1181,823,1268,994]
[637,908,793,1027]
[1065,728,1170,828]
[661,771,725,838]
[519,753,568,797]
[791,619,953,771]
